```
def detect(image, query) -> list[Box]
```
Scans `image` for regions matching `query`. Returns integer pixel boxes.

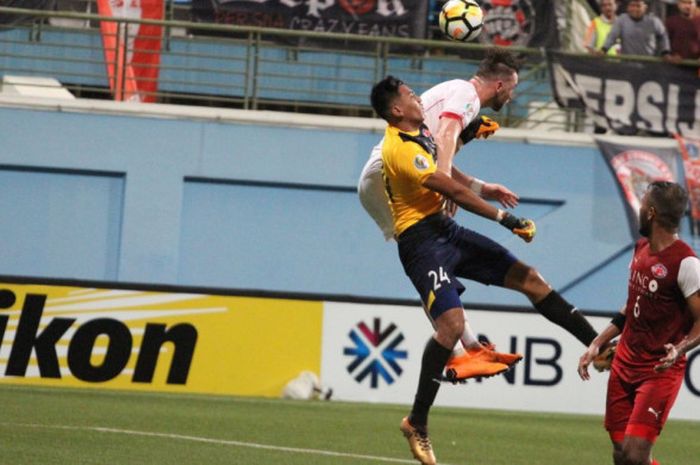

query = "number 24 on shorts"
[428,267,451,290]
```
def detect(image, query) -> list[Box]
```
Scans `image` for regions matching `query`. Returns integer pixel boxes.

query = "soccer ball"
[438,0,484,42]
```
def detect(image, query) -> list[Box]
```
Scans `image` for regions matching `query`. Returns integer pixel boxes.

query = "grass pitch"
[3,385,699,465]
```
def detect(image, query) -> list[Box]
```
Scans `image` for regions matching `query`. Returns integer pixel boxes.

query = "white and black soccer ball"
[438,0,484,42]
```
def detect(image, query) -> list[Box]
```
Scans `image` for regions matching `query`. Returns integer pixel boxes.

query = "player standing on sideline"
[360,48,602,383]
[579,181,700,465]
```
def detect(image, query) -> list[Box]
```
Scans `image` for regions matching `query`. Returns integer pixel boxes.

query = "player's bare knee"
[434,308,464,345]
[620,445,650,465]
[506,262,549,298]
[611,442,628,465]
[440,318,464,342]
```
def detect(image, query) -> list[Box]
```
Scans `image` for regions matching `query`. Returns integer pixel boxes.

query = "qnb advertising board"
[0,281,323,396]
[321,302,700,421]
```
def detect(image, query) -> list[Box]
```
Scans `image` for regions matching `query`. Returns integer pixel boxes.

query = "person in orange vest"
[584,0,620,55]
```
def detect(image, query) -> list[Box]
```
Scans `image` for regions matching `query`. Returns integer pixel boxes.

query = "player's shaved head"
[646,181,688,231]
[475,47,521,80]
[371,75,404,123]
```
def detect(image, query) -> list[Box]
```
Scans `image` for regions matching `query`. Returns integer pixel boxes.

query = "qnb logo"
[343,317,407,389]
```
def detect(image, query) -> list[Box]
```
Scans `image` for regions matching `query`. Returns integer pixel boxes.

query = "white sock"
[451,311,480,355]
[461,311,480,348]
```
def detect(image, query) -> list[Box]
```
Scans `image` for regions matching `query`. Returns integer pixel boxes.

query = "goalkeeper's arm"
[422,171,535,243]
[459,115,500,145]
[435,115,500,177]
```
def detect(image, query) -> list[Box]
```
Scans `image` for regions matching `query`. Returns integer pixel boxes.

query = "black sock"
[534,291,598,346]
[408,338,452,428]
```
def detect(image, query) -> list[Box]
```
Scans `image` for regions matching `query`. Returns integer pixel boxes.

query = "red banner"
[97,0,163,102]
[674,134,700,223]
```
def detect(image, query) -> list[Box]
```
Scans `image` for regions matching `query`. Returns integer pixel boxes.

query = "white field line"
[0,422,451,465]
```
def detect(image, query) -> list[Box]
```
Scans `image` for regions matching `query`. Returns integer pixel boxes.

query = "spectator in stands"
[601,0,673,59]
[584,0,620,54]
[665,0,700,61]
[647,0,670,20]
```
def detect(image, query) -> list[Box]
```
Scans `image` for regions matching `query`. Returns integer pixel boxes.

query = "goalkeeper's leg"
[504,261,598,346]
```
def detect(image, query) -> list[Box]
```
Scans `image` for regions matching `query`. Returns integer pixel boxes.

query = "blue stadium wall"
[0,99,679,313]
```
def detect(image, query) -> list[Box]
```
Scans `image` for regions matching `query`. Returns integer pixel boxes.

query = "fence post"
[251,31,260,110]
[243,31,253,110]
[117,19,128,101]
[164,0,172,52]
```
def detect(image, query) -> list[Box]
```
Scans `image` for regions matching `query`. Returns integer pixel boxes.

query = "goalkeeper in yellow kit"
[370,74,601,465]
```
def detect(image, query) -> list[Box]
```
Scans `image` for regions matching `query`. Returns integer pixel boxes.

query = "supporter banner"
[321,302,700,420]
[190,0,427,39]
[0,281,323,397]
[674,134,700,235]
[0,0,53,25]
[96,0,164,102]
[597,140,682,238]
[478,0,559,48]
[549,51,700,137]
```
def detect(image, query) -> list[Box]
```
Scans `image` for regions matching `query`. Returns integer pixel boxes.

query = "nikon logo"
[0,289,197,384]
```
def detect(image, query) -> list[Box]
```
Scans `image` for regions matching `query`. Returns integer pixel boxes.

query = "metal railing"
[2,5,694,132]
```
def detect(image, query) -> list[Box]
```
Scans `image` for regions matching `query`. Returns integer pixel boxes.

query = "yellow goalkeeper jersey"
[382,124,443,237]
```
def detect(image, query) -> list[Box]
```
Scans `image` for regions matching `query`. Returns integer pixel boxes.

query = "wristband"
[610,313,626,331]
[470,178,485,195]
[498,211,521,230]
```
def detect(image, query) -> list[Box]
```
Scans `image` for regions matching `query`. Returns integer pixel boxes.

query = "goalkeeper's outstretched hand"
[499,212,536,243]
[459,116,501,144]
[475,116,500,139]
[513,219,536,243]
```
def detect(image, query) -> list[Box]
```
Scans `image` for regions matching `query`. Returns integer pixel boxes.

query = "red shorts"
[605,367,684,442]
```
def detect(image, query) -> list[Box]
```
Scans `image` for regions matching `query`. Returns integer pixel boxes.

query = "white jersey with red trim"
[367,79,480,167]
[421,79,481,132]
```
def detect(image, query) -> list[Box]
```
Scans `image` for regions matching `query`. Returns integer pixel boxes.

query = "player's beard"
[639,216,651,237]
[491,93,505,111]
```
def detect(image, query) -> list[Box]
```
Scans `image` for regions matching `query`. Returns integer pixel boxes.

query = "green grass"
[2,384,699,465]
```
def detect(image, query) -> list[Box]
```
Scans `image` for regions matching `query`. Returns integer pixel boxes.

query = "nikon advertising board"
[0,280,322,397]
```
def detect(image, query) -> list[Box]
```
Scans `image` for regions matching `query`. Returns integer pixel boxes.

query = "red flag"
[131,0,164,103]
[96,0,163,102]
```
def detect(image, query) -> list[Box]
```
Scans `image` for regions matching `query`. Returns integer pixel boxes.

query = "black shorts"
[397,214,518,320]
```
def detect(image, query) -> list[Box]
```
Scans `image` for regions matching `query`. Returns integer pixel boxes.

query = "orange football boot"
[470,343,523,367]
[443,351,509,382]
